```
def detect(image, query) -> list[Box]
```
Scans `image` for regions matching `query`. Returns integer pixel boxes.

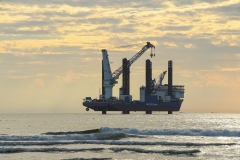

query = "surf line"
[0,147,201,156]
[43,129,100,135]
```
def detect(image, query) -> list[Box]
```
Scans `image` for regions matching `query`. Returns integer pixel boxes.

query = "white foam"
[0,132,127,142]
[0,147,200,155]
[0,147,105,153]
[0,134,97,141]
[110,147,201,155]
[100,127,240,137]
[0,140,236,147]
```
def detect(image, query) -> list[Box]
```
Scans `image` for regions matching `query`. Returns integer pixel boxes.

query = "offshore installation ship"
[83,42,184,114]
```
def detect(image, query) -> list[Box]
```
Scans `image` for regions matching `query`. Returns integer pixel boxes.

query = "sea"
[0,113,239,160]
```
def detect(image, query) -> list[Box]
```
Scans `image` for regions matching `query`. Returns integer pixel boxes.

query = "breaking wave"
[0,132,127,142]
[110,147,201,155]
[0,128,238,148]
[61,158,112,160]
[95,132,127,140]
[0,140,236,147]
[100,127,240,137]
[0,147,200,155]
[0,147,105,154]
[43,129,100,135]
[0,134,96,141]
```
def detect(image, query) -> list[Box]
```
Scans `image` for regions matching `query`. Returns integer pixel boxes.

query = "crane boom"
[111,42,155,84]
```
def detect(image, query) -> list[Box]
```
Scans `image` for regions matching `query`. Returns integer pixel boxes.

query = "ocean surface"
[0,113,239,160]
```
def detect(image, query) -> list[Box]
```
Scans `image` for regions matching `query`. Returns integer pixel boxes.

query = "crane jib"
[111,42,155,81]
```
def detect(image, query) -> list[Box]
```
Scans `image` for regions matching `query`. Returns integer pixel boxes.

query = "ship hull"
[83,101,183,112]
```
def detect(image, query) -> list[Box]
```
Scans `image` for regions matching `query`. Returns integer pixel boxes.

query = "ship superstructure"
[83,42,184,114]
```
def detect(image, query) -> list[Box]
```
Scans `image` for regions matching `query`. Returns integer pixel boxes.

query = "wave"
[0,140,236,147]
[0,147,200,156]
[0,132,127,142]
[61,158,112,160]
[43,129,100,135]
[0,134,97,141]
[100,127,240,137]
[0,147,105,154]
[110,147,201,155]
[95,132,127,140]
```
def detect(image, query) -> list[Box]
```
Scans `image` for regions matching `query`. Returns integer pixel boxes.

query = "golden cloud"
[163,42,177,47]
[184,44,194,49]
[221,68,240,71]
[55,70,100,82]
[10,75,32,79]
[0,0,239,56]
[36,74,47,77]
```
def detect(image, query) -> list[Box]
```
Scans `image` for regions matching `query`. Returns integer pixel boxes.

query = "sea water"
[0,113,239,160]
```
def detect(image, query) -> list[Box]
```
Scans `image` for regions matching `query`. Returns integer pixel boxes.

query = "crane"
[102,42,155,99]
[152,71,167,90]
[111,42,155,85]
[153,71,167,90]
[159,71,167,86]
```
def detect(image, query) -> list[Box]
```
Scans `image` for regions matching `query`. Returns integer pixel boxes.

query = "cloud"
[179,70,194,77]
[34,78,45,87]
[28,61,50,65]
[212,35,240,46]
[36,74,47,77]
[221,68,240,72]
[205,3,240,16]
[81,57,101,62]
[193,72,238,88]
[55,70,100,83]
[158,26,192,31]
[10,75,32,79]
[163,42,177,47]
[0,0,239,56]
[184,43,194,48]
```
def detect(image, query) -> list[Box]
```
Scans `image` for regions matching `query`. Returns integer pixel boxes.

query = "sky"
[0,0,240,113]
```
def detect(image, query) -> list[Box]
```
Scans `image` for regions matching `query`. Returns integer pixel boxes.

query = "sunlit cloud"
[56,71,81,82]
[10,75,32,79]
[0,0,239,55]
[193,72,236,88]
[7,70,16,73]
[184,44,194,49]
[221,68,240,71]
[163,42,177,47]
[36,74,47,77]
[55,70,100,82]
[81,57,101,62]
[28,61,51,65]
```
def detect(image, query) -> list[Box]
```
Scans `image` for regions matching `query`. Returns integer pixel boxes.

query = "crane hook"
[150,47,155,58]
[151,47,153,58]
